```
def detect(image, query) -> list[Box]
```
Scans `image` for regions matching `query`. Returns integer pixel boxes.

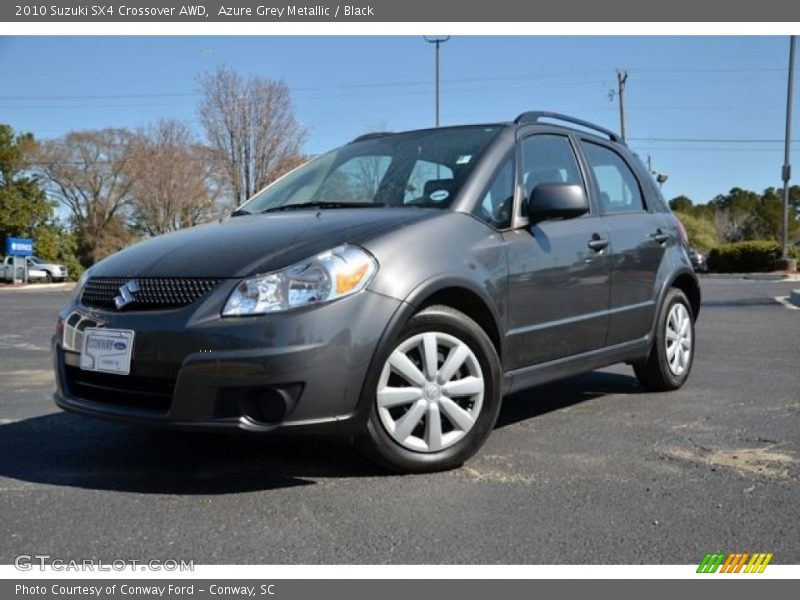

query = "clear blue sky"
[1,36,798,203]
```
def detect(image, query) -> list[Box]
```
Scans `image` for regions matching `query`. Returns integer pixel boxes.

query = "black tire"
[44,271,53,283]
[633,287,695,391]
[356,305,502,473]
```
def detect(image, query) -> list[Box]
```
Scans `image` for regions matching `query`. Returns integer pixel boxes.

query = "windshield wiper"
[230,208,252,217]
[260,201,385,213]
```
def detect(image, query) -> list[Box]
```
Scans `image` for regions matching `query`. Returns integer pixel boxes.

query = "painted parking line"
[0,335,49,352]
[2,369,54,387]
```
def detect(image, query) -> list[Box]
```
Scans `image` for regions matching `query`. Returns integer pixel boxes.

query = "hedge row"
[707,241,797,273]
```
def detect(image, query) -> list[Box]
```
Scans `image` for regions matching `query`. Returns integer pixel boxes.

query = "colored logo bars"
[697,552,773,573]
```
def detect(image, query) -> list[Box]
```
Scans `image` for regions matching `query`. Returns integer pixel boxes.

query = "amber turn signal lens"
[335,261,370,295]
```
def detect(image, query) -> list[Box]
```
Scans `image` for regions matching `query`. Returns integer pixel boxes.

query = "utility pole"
[424,36,450,127]
[781,35,796,264]
[617,70,628,142]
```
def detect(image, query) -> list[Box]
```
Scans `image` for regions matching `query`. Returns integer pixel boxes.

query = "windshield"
[28,256,42,264]
[240,126,503,213]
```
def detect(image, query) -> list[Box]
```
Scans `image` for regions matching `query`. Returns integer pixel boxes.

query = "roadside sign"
[5,237,33,256]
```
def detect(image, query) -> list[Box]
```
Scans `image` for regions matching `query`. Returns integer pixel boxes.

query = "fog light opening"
[239,387,289,425]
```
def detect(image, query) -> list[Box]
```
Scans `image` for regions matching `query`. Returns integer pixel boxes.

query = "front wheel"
[633,288,695,391]
[357,305,502,473]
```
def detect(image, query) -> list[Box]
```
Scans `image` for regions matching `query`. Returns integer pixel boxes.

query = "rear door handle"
[650,229,670,244]
[588,234,609,252]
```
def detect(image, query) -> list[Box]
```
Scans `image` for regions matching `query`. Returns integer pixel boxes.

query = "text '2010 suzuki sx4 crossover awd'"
[54,112,699,472]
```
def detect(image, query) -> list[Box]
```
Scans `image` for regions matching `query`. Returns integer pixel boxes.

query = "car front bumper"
[53,285,404,435]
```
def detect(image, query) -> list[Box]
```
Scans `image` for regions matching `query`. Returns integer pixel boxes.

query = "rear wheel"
[633,288,695,391]
[357,305,502,473]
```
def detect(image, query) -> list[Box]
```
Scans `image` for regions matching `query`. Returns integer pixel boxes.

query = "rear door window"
[580,142,646,214]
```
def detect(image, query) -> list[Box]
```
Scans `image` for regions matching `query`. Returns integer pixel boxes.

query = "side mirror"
[527,182,589,222]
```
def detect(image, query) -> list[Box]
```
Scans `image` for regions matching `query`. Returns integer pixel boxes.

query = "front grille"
[64,365,174,414]
[82,277,219,310]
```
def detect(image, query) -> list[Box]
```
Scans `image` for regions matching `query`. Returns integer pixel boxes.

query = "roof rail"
[514,111,622,143]
[350,131,393,143]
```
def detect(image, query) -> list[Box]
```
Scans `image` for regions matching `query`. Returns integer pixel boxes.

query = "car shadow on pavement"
[0,413,382,495]
[0,370,642,495]
[496,370,643,428]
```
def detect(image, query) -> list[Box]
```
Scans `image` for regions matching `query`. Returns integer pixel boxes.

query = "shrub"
[674,211,719,252]
[707,240,797,273]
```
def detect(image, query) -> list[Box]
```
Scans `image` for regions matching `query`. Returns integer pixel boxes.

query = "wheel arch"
[404,278,504,363]
[635,267,700,366]
[669,270,701,320]
[348,279,505,434]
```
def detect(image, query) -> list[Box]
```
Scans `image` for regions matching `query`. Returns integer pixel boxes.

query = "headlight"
[222,245,378,317]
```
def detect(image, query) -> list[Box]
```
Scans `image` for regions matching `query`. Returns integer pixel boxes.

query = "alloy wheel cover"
[376,331,485,453]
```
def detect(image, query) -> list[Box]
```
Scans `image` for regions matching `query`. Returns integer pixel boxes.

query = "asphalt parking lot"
[0,278,798,564]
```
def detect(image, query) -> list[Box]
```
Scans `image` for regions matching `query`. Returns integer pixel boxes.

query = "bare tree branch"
[197,66,308,207]
[35,129,136,263]
[127,120,219,237]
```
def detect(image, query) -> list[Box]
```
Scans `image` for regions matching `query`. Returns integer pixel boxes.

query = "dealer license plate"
[80,328,135,375]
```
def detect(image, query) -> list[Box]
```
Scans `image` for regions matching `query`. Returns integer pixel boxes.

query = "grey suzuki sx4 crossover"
[54,112,700,473]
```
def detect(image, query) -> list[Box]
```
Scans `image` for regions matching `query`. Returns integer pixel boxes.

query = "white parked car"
[2,255,68,282]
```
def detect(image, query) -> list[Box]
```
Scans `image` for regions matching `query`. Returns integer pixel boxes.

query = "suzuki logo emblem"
[114,279,140,310]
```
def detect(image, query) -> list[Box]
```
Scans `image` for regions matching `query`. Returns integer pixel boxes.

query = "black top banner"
[3,0,800,22]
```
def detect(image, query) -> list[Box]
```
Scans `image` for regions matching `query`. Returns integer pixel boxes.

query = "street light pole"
[781,35,796,262]
[424,36,450,127]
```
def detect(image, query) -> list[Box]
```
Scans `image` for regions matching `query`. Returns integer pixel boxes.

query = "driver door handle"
[588,234,609,252]
[650,229,670,244]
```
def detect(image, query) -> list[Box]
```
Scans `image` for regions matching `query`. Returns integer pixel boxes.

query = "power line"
[630,137,800,143]
[0,78,613,108]
[633,146,800,153]
[0,65,792,102]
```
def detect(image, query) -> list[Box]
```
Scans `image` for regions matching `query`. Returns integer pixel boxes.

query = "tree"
[689,202,716,222]
[0,124,52,245]
[709,187,761,242]
[674,211,718,251]
[198,66,308,207]
[35,128,136,265]
[127,120,219,236]
[699,186,799,245]
[758,187,799,242]
[0,124,83,278]
[33,223,84,280]
[668,195,694,213]
[790,185,800,215]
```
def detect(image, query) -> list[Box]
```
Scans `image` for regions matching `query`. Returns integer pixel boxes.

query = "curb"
[791,290,800,309]
[701,273,800,282]
[0,282,75,292]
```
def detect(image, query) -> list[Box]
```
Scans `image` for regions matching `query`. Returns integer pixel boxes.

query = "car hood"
[89,208,441,278]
